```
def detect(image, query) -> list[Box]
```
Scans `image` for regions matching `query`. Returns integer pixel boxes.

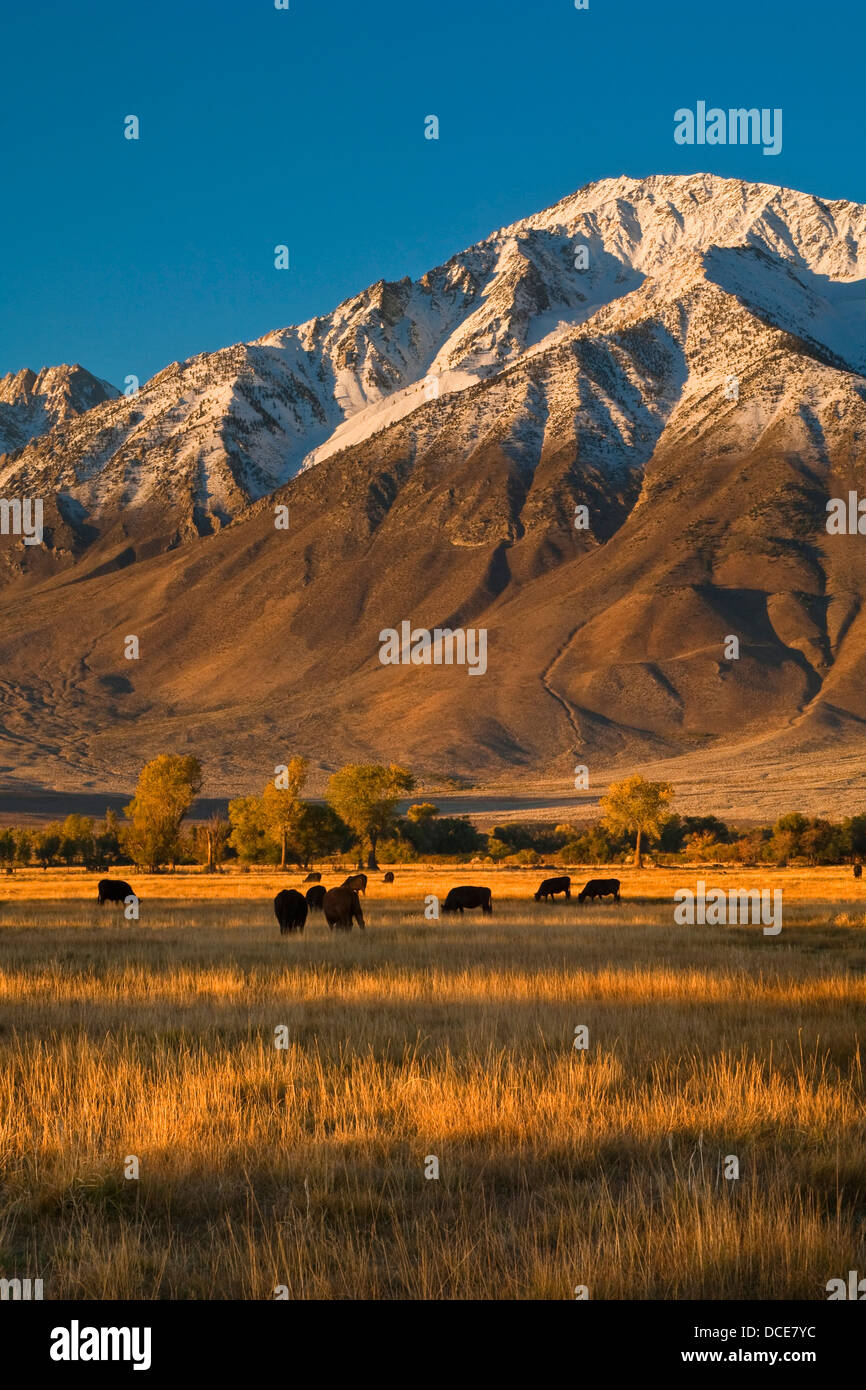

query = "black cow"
[442,885,493,915]
[854,863,863,879]
[303,871,322,883]
[97,878,135,906]
[305,884,327,911]
[341,873,367,894]
[534,875,571,902]
[577,878,621,904]
[323,886,365,931]
[274,888,308,934]
[383,871,395,883]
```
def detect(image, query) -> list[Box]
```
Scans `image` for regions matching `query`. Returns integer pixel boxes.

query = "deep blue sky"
[1,0,862,387]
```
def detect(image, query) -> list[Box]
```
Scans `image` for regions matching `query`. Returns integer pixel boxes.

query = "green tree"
[293,802,352,866]
[261,756,309,869]
[842,814,866,859]
[486,836,511,861]
[327,763,414,869]
[59,814,95,866]
[0,828,15,873]
[800,818,844,865]
[560,823,622,864]
[123,754,203,870]
[772,812,808,856]
[14,828,31,869]
[403,811,483,857]
[228,795,273,864]
[32,825,61,870]
[600,775,674,867]
[428,816,483,856]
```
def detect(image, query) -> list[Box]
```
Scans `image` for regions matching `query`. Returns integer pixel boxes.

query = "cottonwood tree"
[227,795,271,863]
[14,829,31,870]
[600,775,674,868]
[261,756,309,869]
[124,754,203,870]
[32,826,61,870]
[58,814,95,867]
[292,801,351,867]
[228,790,349,867]
[327,763,414,869]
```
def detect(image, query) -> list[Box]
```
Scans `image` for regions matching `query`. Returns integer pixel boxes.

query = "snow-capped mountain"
[0,364,118,457]
[3,173,866,801]
[5,172,866,550]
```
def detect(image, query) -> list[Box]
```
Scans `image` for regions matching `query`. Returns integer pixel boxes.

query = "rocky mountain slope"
[0,364,118,456]
[2,173,866,806]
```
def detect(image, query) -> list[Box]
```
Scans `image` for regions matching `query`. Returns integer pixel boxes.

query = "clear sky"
[1,0,862,388]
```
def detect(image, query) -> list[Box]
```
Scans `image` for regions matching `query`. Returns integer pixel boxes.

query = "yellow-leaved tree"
[600,775,674,868]
[124,754,203,870]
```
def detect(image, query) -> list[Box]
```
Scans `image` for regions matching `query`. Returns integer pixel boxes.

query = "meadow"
[1,864,865,1299]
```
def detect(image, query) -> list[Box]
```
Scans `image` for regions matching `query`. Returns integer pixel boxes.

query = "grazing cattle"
[383,871,395,883]
[305,884,327,911]
[303,871,321,883]
[442,885,493,915]
[534,875,571,902]
[274,888,308,934]
[577,878,621,904]
[341,873,367,894]
[323,886,365,931]
[97,878,135,906]
[854,863,863,879]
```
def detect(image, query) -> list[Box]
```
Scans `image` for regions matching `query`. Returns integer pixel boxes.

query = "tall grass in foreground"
[0,887,865,1298]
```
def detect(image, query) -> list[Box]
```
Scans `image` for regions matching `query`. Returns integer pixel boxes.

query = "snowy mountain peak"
[3,173,866,544]
[0,363,119,456]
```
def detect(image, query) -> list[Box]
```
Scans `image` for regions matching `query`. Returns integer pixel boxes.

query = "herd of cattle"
[275,872,622,932]
[96,872,621,933]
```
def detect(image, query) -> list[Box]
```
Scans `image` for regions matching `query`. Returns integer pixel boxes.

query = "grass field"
[1,865,865,1299]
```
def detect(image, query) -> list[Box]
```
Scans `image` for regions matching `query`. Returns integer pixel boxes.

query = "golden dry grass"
[1,866,865,1299]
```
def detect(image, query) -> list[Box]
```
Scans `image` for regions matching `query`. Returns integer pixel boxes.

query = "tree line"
[2,763,862,872]
[0,755,478,873]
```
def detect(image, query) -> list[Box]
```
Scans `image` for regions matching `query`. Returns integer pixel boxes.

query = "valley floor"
[0,868,864,1299]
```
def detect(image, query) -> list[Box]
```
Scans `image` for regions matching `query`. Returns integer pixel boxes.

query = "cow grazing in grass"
[577,878,621,904]
[442,885,493,915]
[305,884,326,911]
[97,879,135,906]
[303,871,321,883]
[274,888,308,934]
[323,886,365,931]
[534,875,571,902]
[383,871,395,883]
[341,873,367,894]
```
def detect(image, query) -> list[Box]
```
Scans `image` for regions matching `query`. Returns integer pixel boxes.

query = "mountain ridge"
[2,172,866,807]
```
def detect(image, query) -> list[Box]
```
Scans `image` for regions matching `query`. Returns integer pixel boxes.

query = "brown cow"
[341,873,367,894]
[97,878,136,906]
[274,888,307,934]
[577,878,621,904]
[323,886,365,931]
[442,885,492,915]
[534,875,571,902]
